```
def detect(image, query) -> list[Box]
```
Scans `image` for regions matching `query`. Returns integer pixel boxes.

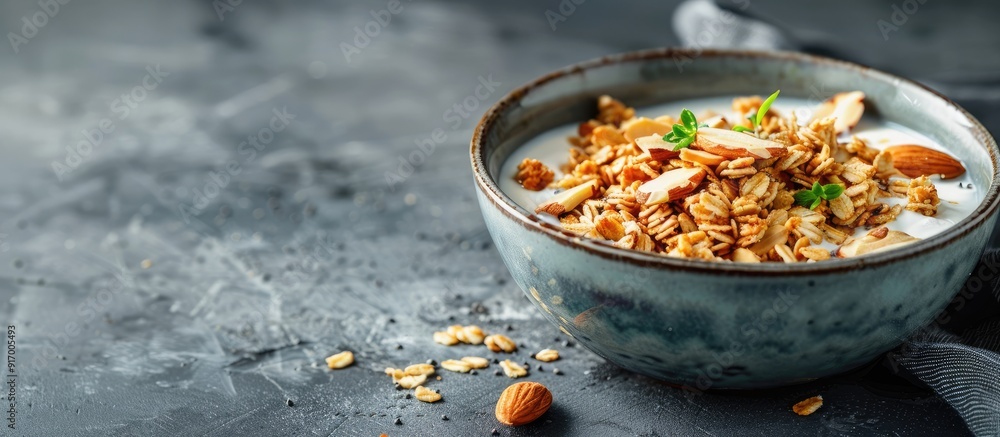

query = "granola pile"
[520,94,957,263]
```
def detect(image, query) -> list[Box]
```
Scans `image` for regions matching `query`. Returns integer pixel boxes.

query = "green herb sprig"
[733,90,780,136]
[793,181,844,210]
[662,109,701,151]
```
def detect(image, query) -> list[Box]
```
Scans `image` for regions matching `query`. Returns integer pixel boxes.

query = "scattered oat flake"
[433,331,459,346]
[441,359,473,373]
[325,351,354,369]
[500,359,528,378]
[404,363,435,377]
[415,386,442,403]
[534,349,559,362]
[792,395,823,416]
[485,334,517,353]
[460,356,490,369]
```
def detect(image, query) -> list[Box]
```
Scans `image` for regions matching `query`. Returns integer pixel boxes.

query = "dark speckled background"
[1,0,997,435]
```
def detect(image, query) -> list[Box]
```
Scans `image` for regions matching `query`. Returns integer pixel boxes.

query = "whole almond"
[495,382,553,426]
[885,145,965,179]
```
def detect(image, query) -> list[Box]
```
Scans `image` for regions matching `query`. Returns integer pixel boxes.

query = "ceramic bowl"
[471,49,1000,389]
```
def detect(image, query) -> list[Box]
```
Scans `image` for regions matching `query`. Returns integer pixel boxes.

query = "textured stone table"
[1,1,996,435]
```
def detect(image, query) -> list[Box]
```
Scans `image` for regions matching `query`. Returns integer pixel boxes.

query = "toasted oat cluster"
[522,94,955,263]
[516,158,555,191]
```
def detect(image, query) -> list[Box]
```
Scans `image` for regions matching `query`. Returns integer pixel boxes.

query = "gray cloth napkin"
[889,250,1000,436]
[672,2,1000,434]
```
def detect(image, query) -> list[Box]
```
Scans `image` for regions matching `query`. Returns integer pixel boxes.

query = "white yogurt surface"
[500,96,981,246]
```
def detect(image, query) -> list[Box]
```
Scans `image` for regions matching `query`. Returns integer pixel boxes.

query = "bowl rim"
[470,48,1000,276]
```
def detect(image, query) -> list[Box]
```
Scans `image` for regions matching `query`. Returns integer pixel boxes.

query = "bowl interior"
[474,49,999,271]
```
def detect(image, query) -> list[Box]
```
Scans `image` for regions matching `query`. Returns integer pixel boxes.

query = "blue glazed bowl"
[471,49,1000,389]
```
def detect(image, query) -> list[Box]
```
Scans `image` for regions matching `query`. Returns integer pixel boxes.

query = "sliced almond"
[433,331,459,346]
[694,127,787,159]
[811,91,865,133]
[679,148,727,166]
[749,224,789,256]
[836,227,919,258]
[701,114,729,129]
[731,247,760,263]
[622,117,674,142]
[535,180,598,216]
[635,167,706,206]
[885,145,965,179]
[635,135,680,162]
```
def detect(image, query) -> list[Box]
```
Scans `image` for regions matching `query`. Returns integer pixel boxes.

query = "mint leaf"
[673,137,694,151]
[681,109,697,131]
[662,108,699,151]
[822,184,844,200]
[793,190,818,208]
[732,125,753,133]
[755,90,780,127]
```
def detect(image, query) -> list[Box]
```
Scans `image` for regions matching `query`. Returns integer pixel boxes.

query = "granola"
[520,94,960,262]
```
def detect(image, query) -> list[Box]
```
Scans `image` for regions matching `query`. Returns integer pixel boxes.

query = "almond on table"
[495,381,552,426]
